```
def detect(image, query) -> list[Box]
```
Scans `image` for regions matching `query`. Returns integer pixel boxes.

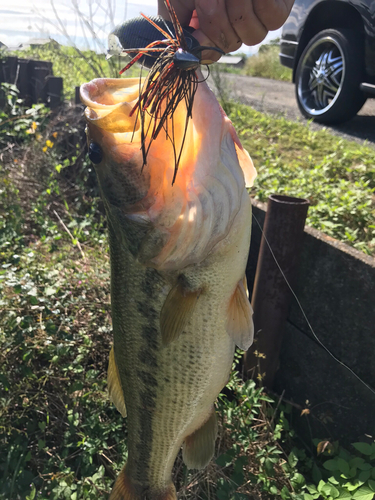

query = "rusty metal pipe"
[244,194,309,388]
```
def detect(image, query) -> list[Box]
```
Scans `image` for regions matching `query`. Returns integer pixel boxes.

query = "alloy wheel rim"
[298,36,344,116]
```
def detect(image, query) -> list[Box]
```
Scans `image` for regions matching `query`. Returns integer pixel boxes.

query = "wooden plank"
[29,60,53,104]
[47,76,63,109]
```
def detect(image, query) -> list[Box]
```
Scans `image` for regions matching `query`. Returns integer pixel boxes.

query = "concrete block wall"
[246,199,375,444]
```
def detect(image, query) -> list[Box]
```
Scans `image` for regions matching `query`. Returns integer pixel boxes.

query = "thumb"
[191,29,223,63]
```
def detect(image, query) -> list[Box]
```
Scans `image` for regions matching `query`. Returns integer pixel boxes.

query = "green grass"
[242,45,292,81]
[0,243,123,498]
[10,45,140,101]
[227,103,375,256]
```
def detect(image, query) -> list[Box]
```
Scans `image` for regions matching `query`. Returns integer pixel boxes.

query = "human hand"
[158,0,294,61]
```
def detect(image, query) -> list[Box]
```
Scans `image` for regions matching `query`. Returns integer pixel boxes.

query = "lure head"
[172,48,200,71]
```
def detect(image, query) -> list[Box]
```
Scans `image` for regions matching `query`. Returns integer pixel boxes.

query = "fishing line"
[161,16,175,40]
[197,66,211,83]
[251,211,375,397]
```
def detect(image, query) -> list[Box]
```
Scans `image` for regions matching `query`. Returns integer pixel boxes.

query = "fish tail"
[110,466,177,500]
[109,467,135,500]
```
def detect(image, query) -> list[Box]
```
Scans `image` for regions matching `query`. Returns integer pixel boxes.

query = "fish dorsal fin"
[182,408,218,470]
[226,278,254,351]
[108,346,127,417]
[160,281,201,345]
[234,142,257,188]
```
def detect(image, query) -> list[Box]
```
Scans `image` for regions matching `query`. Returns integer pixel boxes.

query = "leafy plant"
[304,441,375,500]
[213,355,300,499]
[0,234,123,498]
[0,83,49,146]
[243,43,293,81]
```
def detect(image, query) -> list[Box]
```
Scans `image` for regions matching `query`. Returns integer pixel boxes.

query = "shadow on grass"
[330,114,375,144]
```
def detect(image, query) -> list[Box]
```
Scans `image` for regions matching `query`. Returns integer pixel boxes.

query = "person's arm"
[158,0,294,61]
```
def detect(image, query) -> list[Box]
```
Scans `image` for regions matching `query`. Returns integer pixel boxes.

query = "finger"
[253,0,295,31]
[191,29,223,62]
[195,0,242,53]
[157,2,222,63]
[189,9,200,30]
[188,11,222,62]
[226,0,268,46]
[157,0,195,26]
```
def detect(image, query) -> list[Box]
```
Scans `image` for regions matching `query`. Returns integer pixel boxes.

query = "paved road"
[215,74,375,146]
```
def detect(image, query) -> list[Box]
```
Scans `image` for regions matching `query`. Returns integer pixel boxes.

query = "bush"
[227,103,375,256]
[12,45,139,101]
[0,83,49,147]
[243,44,293,81]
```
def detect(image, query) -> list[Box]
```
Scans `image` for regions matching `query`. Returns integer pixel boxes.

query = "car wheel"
[295,29,366,124]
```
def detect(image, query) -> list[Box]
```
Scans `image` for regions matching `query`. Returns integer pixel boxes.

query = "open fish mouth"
[80,75,195,191]
[80,76,188,166]
[80,78,143,134]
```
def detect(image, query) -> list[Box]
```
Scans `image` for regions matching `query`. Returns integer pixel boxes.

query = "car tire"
[295,29,367,124]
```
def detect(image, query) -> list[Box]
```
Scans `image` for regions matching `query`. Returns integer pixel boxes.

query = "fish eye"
[89,142,103,164]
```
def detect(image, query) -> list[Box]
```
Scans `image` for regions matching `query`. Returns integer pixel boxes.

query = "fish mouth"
[80,78,144,134]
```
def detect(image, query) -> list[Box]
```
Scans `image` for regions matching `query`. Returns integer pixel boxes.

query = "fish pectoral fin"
[182,408,218,470]
[229,124,257,188]
[226,278,254,351]
[160,282,201,345]
[108,346,127,417]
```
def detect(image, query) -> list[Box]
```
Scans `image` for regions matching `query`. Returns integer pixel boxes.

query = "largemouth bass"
[80,74,256,500]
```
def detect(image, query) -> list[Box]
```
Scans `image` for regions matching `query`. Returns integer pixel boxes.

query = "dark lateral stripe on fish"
[137,291,161,484]
[137,392,155,478]
[136,301,158,321]
[140,325,159,349]
[141,268,163,299]
[138,348,158,368]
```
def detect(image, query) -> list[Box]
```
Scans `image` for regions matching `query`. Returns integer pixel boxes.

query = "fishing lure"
[109,0,224,183]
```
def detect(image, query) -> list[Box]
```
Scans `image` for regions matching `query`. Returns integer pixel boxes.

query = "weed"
[228,104,375,256]
[11,45,140,101]
[0,83,49,147]
[243,44,292,82]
